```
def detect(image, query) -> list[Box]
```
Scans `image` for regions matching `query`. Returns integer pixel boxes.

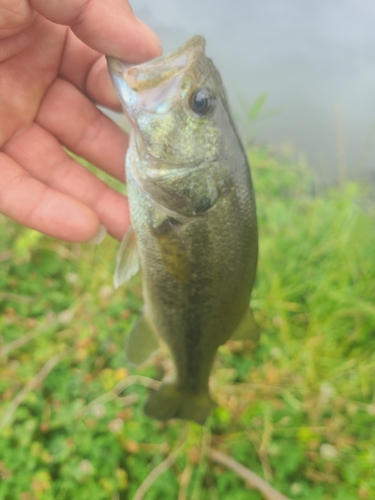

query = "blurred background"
[1,2,375,499]
[107,0,375,184]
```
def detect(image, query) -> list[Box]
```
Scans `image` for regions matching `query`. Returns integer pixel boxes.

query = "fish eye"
[189,88,216,116]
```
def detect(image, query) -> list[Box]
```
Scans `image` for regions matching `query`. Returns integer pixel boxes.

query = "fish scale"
[107,35,258,424]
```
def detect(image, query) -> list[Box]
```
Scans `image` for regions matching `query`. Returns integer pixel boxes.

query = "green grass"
[0,148,375,500]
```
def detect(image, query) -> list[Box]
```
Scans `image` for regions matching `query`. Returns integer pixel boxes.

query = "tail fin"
[144,383,214,425]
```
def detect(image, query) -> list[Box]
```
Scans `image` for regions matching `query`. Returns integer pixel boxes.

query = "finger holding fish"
[0,0,161,241]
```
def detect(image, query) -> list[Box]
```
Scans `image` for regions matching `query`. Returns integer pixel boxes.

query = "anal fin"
[126,312,159,365]
[231,306,260,343]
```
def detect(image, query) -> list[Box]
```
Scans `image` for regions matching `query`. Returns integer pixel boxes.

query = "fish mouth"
[107,36,211,163]
[107,35,205,93]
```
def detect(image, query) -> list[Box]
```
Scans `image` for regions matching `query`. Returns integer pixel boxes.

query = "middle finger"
[36,77,128,181]
[59,30,120,110]
[3,123,130,240]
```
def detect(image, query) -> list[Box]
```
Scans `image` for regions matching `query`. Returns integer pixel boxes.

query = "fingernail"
[137,19,163,53]
[90,224,107,245]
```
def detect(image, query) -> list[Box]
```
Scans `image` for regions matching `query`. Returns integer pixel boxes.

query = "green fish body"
[107,36,258,424]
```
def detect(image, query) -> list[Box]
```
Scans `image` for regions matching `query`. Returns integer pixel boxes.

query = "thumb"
[29,0,162,62]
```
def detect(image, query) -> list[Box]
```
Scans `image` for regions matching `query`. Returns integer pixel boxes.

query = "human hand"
[0,0,161,242]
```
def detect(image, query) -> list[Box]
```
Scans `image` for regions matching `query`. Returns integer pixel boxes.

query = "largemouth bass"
[107,35,258,425]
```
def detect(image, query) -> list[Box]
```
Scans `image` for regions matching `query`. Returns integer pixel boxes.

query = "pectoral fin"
[231,307,260,343]
[114,226,139,289]
[126,312,159,365]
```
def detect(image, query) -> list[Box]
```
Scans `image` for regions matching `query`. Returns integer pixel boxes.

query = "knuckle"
[0,1,35,38]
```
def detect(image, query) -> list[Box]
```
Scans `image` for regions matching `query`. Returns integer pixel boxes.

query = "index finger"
[30,0,162,62]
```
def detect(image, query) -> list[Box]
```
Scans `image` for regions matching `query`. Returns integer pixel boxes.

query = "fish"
[107,35,258,425]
